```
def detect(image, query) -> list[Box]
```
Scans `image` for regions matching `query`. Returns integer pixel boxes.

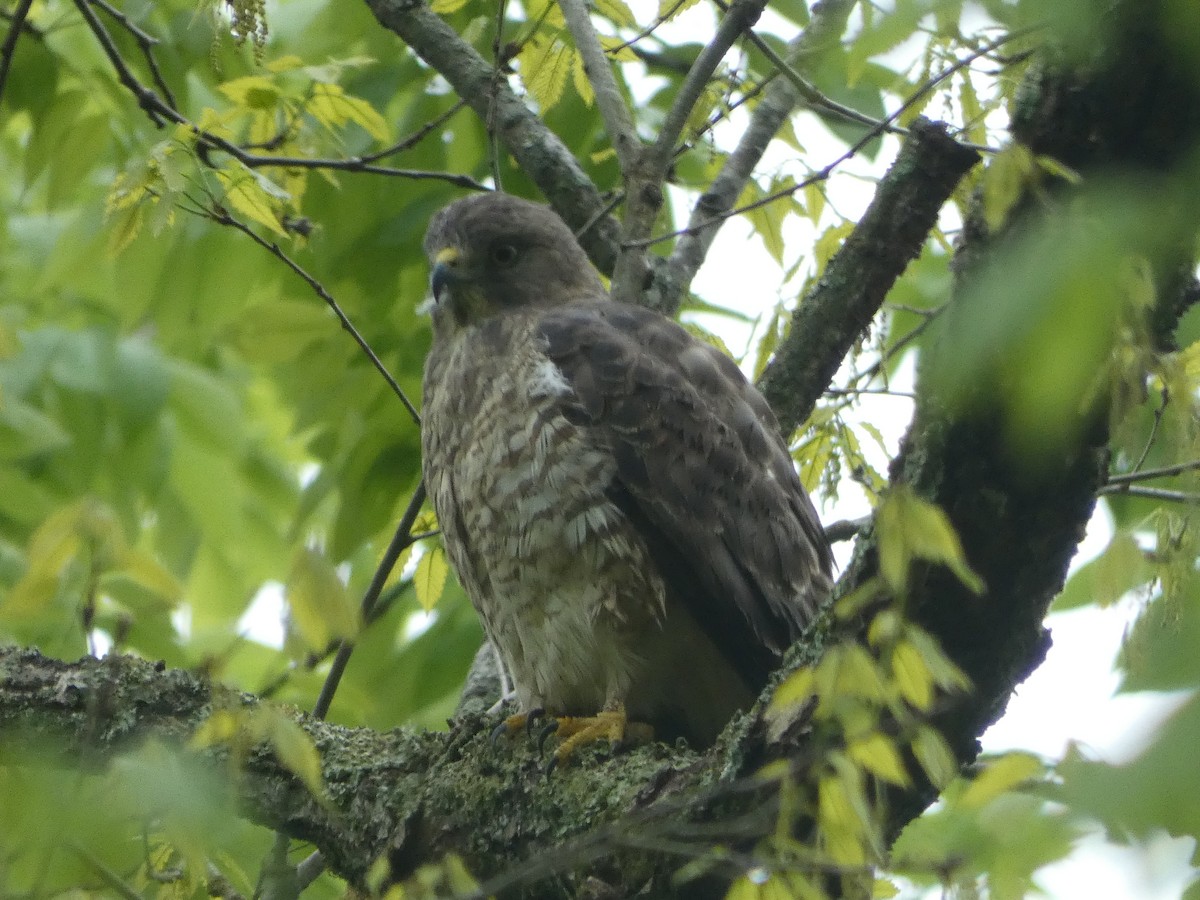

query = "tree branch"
[0,647,720,892]
[558,0,641,173]
[610,0,768,308]
[660,0,856,315]
[0,0,35,108]
[757,118,980,436]
[365,0,625,275]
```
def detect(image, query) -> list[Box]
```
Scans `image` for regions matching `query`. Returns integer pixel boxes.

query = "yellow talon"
[549,705,654,768]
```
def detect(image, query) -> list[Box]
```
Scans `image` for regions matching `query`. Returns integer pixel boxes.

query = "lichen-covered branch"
[0,647,720,893]
[758,118,980,435]
[558,0,641,173]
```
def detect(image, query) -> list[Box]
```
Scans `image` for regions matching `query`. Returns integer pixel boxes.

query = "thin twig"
[559,0,641,172]
[1096,485,1200,503]
[631,27,1029,251]
[824,387,916,398]
[362,98,468,161]
[720,0,996,155]
[1131,385,1168,473]
[205,207,421,426]
[662,0,856,313]
[0,0,34,107]
[74,0,483,188]
[1106,458,1200,486]
[226,151,488,187]
[87,0,177,108]
[824,516,869,543]
[651,0,763,169]
[608,0,690,55]
[312,481,428,720]
[71,844,145,900]
[611,0,768,306]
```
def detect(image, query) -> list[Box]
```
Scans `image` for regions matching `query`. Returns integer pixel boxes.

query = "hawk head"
[422,194,607,335]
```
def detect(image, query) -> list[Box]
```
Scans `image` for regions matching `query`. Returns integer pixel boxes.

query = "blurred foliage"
[1,0,1200,895]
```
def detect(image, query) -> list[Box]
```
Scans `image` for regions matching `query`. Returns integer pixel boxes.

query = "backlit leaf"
[959,753,1042,809]
[848,733,910,786]
[286,547,357,650]
[876,485,985,596]
[414,545,448,612]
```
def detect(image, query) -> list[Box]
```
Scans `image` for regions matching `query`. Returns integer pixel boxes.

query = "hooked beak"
[430,246,461,303]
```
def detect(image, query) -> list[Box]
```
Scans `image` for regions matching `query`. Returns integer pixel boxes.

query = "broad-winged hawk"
[421,193,832,750]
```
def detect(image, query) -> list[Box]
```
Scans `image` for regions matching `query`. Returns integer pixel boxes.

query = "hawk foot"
[545,706,654,772]
[490,706,654,771]
[489,707,546,745]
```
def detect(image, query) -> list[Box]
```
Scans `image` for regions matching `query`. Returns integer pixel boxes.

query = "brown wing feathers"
[539,303,832,688]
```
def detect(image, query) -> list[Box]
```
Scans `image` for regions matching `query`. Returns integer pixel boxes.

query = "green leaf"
[218,75,282,110]
[891,639,935,710]
[518,34,574,112]
[658,0,702,18]
[286,547,358,650]
[959,753,1042,810]
[572,51,595,107]
[592,0,635,25]
[848,733,910,787]
[414,545,448,612]
[875,485,985,596]
[0,399,72,460]
[982,143,1037,232]
[216,166,289,237]
[264,711,327,801]
[767,665,816,720]
[1058,695,1200,842]
[309,83,392,142]
[911,725,957,789]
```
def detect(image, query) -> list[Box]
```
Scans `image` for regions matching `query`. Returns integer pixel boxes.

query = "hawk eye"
[490,243,518,266]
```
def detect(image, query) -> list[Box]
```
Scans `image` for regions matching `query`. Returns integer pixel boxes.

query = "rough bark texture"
[757,118,980,435]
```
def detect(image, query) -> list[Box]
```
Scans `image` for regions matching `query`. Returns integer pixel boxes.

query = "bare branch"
[610,0,769,307]
[558,0,641,172]
[1105,458,1200,485]
[73,0,480,188]
[312,481,428,721]
[1097,484,1200,503]
[87,0,177,108]
[201,206,421,427]
[661,0,857,314]
[231,151,488,188]
[0,0,35,107]
[650,0,764,171]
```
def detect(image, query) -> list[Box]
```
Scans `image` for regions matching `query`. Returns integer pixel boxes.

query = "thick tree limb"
[0,647,711,892]
[757,119,980,435]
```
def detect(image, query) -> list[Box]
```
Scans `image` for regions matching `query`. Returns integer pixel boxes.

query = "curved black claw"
[489,720,512,745]
[535,719,560,754]
[524,707,546,736]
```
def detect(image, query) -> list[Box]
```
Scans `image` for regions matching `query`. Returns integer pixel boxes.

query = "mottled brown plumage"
[420,193,832,747]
